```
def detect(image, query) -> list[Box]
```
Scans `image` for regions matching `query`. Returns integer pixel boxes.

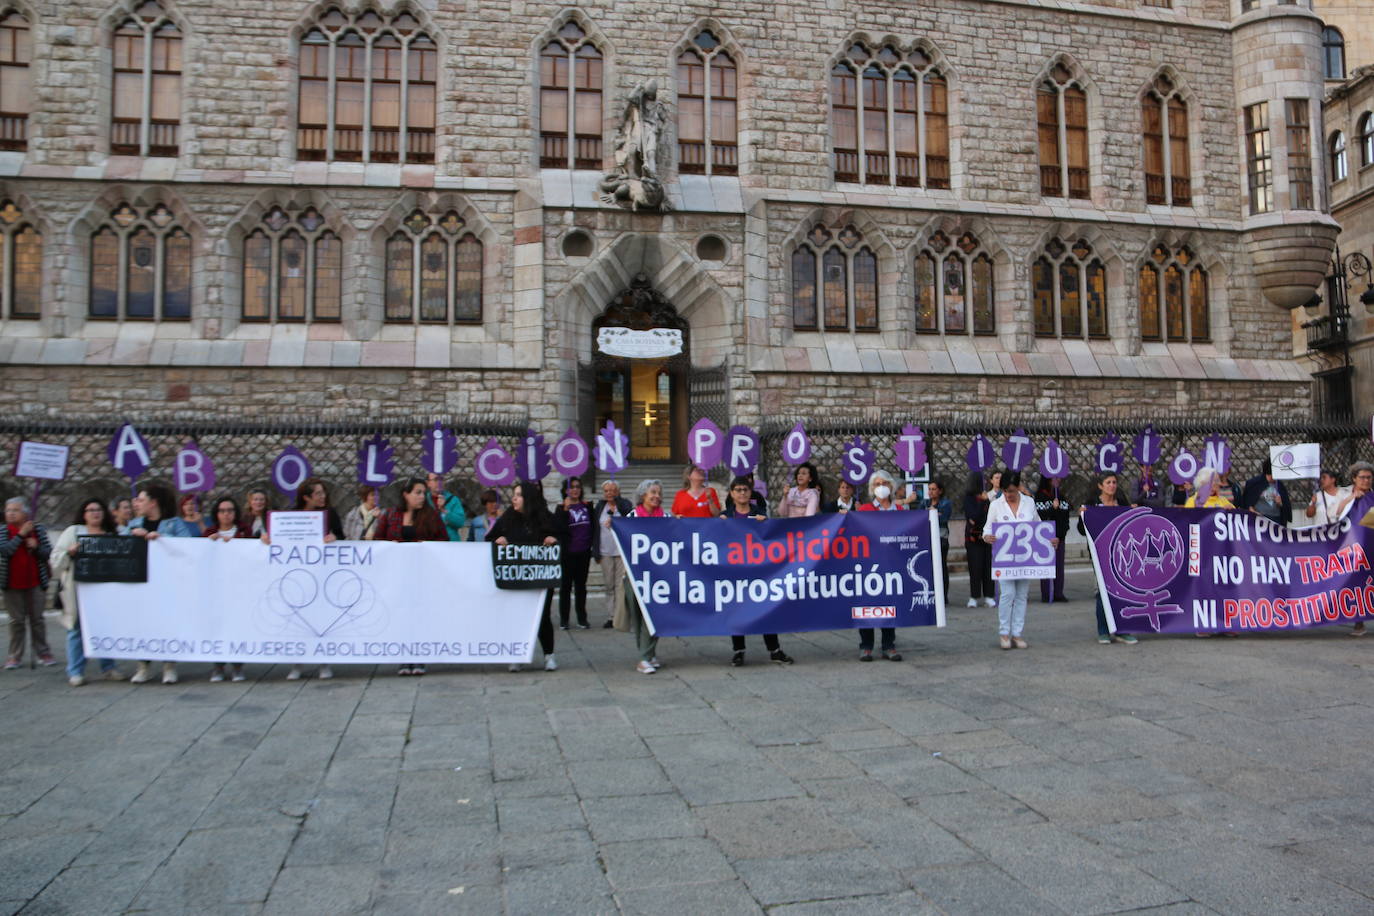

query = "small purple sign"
[1039,437,1069,478]
[1167,450,1199,487]
[687,417,724,470]
[895,424,927,476]
[1133,424,1162,467]
[841,435,876,487]
[271,445,312,499]
[475,438,516,487]
[1002,428,1033,472]
[1095,431,1123,474]
[966,434,996,472]
[514,429,552,482]
[596,420,629,477]
[107,423,151,491]
[357,433,394,487]
[174,439,216,493]
[781,422,812,466]
[989,521,1057,581]
[726,425,761,476]
[420,422,459,476]
[551,427,590,478]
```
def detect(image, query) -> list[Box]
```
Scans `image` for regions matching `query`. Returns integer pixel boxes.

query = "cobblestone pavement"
[3,567,1374,915]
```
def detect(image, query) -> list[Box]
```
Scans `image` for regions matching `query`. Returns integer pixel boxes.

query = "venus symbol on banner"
[107,423,152,495]
[514,429,552,481]
[174,440,216,493]
[894,424,927,476]
[966,434,995,472]
[687,417,724,469]
[271,445,312,499]
[1093,506,1185,630]
[781,422,811,466]
[841,435,876,486]
[726,425,760,476]
[420,421,459,475]
[596,420,629,476]
[1095,431,1123,474]
[551,427,590,477]
[356,433,394,486]
[474,438,516,487]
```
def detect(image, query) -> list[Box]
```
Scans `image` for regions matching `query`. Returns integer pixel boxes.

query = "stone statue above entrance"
[598,80,670,211]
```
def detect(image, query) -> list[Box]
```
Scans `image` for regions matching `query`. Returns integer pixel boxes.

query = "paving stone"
[697,799,864,858]
[600,836,737,890]
[582,793,704,843]
[615,879,763,915]
[502,860,615,914]
[646,734,804,805]
[908,863,1068,915]
[16,859,158,914]
[0,833,95,901]
[734,849,906,906]
[769,890,940,915]
[131,826,297,908]
[977,761,1179,826]
[263,864,375,914]
[842,746,988,798]
[567,758,672,798]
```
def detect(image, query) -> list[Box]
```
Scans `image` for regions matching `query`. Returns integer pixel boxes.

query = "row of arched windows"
[0,199,486,326]
[1328,113,1374,186]
[787,229,1212,343]
[0,5,1212,207]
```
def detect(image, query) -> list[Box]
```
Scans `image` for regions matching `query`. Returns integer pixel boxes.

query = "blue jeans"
[66,625,116,679]
[1094,594,1111,637]
[997,580,1030,637]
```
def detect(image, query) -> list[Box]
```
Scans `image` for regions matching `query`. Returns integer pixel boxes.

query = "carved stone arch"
[670,17,745,64]
[530,7,612,57]
[1032,52,1096,96]
[0,1,39,27]
[98,0,188,35]
[289,0,441,43]
[0,181,55,237]
[71,184,202,237]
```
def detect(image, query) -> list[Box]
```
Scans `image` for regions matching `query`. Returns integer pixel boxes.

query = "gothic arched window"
[1037,63,1088,199]
[1323,27,1346,81]
[111,1,181,157]
[88,202,190,320]
[915,231,995,336]
[677,30,737,175]
[539,22,602,170]
[1142,75,1190,206]
[1139,244,1208,343]
[297,8,436,164]
[790,224,878,332]
[241,207,342,322]
[830,42,947,189]
[1031,238,1106,339]
[0,200,39,318]
[384,210,482,324]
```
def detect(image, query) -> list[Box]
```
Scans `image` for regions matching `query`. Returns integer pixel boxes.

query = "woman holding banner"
[856,470,904,661]
[243,489,270,538]
[343,485,382,541]
[204,496,251,682]
[622,480,669,674]
[378,478,449,676]
[129,484,191,684]
[295,478,345,542]
[722,476,794,666]
[166,494,207,538]
[984,471,1056,650]
[50,498,124,686]
[672,464,721,518]
[487,480,562,673]
[823,478,860,514]
[1078,474,1138,646]
[555,477,594,630]
[1335,462,1374,636]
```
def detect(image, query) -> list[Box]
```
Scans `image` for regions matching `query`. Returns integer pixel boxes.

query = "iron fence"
[758,414,1374,516]
[0,414,528,525]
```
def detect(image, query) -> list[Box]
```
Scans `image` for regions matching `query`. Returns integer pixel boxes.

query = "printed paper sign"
[989,521,1057,580]
[1270,443,1320,480]
[14,441,69,480]
[268,511,325,549]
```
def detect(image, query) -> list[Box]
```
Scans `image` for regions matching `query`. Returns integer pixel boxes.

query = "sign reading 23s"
[990,521,1057,580]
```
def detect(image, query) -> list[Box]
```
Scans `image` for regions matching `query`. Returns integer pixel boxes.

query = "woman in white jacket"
[983,471,1057,650]
[50,497,126,686]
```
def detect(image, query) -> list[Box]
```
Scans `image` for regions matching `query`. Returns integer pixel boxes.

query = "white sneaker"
[318,666,333,679]
[286,666,302,681]
[161,664,178,685]
[68,675,85,687]
[983,597,997,607]
[231,669,246,682]
[966,598,978,608]
[508,664,523,672]
[544,654,558,671]
[130,662,151,684]
[209,670,225,683]
[648,657,661,669]
[636,661,656,675]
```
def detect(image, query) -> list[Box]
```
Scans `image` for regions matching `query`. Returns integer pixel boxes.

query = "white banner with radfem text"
[77,538,546,665]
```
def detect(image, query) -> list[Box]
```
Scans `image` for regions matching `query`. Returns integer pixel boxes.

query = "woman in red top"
[855,470,903,662]
[377,478,448,676]
[671,463,721,518]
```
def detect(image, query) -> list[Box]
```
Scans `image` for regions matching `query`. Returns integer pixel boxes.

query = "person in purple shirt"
[555,477,595,629]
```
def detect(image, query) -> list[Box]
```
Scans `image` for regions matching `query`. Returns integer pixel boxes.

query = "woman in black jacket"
[487,480,565,672]
[1078,473,1137,645]
[963,472,995,608]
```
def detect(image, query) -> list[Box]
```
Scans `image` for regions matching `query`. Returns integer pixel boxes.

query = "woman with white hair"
[984,471,1057,650]
[620,479,670,674]
[1332,462,1372,636]
[1183,467,1234,509]
[3,496,53,669]
[855,469,904,661]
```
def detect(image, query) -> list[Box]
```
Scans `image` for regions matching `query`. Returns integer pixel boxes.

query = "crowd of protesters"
[3,456,1370,687]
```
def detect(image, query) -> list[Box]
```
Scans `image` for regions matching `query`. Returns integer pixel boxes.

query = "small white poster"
[268,510,325,549]
[596,327,684,359]
[1269,443,1320,480]
[14,441,69,480]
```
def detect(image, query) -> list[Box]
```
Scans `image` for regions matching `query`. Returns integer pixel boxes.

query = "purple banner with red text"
[1082,506,1373,635]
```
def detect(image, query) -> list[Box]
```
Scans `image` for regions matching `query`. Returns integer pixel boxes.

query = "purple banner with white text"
[1083,506,1374,635]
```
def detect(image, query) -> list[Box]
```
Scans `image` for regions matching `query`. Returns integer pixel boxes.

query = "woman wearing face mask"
[984,471,1057,650]
[487,480,562,672]
[856,470,904,661]
[1078,474,1137,646]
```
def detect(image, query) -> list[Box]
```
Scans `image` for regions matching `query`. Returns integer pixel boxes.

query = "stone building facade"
[0,0,1338,468]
